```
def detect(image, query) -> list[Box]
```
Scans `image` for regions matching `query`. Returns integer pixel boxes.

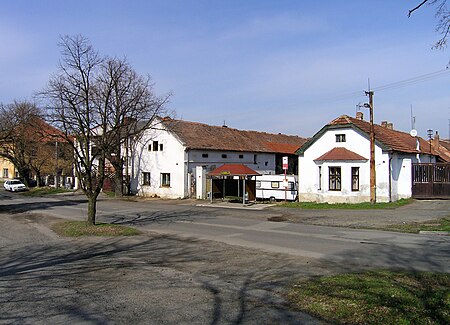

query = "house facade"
[0,155,16,180]
[297,114,436,203]
[130,118,307,199]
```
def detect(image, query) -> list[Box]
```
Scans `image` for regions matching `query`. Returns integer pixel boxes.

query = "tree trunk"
[114,166,123,197]
[36,171,42,187]
[87,194,98,225]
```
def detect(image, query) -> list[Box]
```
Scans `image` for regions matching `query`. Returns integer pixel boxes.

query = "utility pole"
[365,89,376,204]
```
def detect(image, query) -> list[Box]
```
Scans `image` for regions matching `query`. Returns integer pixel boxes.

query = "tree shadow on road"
[0,198,87,214]
[0,232,322,324]
[102,208,216,225]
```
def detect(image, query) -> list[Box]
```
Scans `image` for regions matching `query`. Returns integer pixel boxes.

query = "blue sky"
[1,0,449,139]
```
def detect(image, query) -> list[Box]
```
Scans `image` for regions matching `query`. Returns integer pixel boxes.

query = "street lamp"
[358,90,376,204]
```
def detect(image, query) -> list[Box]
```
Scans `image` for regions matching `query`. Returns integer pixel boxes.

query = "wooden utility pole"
[365,90,376,204]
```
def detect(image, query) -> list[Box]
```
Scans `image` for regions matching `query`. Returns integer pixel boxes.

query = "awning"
[208,164,260,177]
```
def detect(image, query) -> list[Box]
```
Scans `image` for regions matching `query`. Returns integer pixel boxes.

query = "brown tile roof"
[208,164,260,176]
[328,115,433,154]
[436,140,450,162]
[314,147,367,161]
[163,119,307,154]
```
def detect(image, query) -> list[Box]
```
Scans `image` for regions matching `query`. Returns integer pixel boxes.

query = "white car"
[3,180,27,192]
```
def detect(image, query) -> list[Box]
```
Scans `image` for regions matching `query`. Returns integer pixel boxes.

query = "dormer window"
[336,134,346,143]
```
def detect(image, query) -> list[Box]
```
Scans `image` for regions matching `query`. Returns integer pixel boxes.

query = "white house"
[297,113,436,203]
[130,118,307,199]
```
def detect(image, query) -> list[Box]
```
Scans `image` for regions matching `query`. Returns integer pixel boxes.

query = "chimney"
[387,122,393,130]
[356,111,364,120]
[433,131,440,150]
[381,121,388,128]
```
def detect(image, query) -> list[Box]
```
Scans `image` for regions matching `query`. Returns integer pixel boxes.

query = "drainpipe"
[388,155,392,202]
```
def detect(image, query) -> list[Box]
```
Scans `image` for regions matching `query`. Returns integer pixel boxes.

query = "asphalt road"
[1,191,449,324]
[1,191,449,273]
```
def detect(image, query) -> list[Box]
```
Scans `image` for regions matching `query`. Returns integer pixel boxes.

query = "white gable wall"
[299,128,390,203]
[299,127,436,203]
[132,127,186,199]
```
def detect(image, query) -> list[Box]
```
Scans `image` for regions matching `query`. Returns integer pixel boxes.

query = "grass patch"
[288,270,450,325]
[22,186,73,196]
[281,198,412,210]
[384,217,450,234]
[52,221,140,237]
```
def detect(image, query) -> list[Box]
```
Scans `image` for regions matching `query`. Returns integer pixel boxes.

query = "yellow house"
[0,156,16,180]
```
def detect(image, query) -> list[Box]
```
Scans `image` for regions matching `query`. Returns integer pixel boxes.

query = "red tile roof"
[328,115,434,154]
[314,147,367,161]
[437,139,450,162]
[163,119,307,154]
[208,164,260,176]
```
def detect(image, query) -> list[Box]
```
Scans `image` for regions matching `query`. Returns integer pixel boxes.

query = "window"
[239,154,244,159]
[352,167,360,191]
[318,166,322,190]
[336,134,346,142]
[148,144,152,151]
[253,154,257,164]
[202,153,209,158]
[159,143,164,151]
[221,154,227,158]
[265,161,268,166]
[329,167,341,191]
[271,181,280,189]
[161,173,170,187]
[142,172,151,185]
[256,181,261,188]
[153,141,158,151]
[3,168,8,178]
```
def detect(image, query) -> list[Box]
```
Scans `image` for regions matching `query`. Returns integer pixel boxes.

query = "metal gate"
[412,163,450,199]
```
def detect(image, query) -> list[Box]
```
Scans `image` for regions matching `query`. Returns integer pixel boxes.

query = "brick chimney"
[387,122,393,130]
[356,111,364,120]
[433,131,440,150]
[381,121,388,128]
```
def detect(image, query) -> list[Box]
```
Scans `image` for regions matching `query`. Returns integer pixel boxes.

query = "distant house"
[130,118,307,199]
[297,113,439,203]
[0,154,16,180]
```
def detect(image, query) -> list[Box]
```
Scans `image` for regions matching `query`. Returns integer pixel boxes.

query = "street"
[1,191,449,324]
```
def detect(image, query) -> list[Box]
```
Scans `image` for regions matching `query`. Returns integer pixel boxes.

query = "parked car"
[3,180,27,192]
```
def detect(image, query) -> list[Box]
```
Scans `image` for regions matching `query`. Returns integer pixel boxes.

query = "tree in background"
[0,101,41,186]
[0,101,72,187]
[42,35,169,224]
[409,0,450,49]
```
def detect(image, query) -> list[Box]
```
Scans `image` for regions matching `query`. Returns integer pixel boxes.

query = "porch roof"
[208,164,260,177]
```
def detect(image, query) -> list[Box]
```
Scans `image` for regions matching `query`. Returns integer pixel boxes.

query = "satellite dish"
[410,129,417,137]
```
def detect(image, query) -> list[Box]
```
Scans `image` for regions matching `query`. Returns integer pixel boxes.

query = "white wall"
[299,127,391,203]
[187,150,276,175]
[132,127,186,199]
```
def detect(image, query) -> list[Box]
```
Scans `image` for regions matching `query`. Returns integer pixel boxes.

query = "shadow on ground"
[0,232,322,324]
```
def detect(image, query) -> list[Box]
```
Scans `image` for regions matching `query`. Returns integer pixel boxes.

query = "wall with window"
[298,127,394,203]
[0,156,15,180]
[187,150,276,175]
[131,126,186,199]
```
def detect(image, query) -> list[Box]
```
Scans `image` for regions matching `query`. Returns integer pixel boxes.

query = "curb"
[419,231,450,236]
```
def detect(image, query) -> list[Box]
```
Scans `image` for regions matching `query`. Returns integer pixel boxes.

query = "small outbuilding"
[208,164,260,205]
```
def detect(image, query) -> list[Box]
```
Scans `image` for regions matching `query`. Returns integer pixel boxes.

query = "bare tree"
[42,35,169,224]
[0,101,42,186]
[409,0,450,49]
[95,57,170,197]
